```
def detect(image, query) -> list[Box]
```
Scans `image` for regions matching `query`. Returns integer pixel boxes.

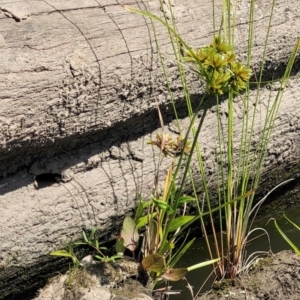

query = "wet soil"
[30,250,300,300]
[196,250,300,300]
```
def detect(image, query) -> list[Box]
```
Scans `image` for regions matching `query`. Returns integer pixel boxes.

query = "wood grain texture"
[0,0,299,174]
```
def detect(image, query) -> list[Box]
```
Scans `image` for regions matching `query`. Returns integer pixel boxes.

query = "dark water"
[166,205,300,300]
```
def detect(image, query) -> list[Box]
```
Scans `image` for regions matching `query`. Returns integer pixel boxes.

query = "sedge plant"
[125,0,300,288]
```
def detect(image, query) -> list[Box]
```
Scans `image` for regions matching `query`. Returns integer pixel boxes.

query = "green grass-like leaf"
[273,217,300,256]
[187,257,220,272]
[50,250,73,258]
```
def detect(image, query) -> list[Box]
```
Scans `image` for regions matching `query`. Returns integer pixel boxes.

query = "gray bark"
[0,0,300,298]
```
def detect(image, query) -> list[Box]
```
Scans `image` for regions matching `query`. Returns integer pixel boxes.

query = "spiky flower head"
[229,62,252,91]
[184,36,251,95]
[207,71,232,95]
[204,52,228,72]
[147,133,176,157]
[148,133,191,157]
[174,136,191,156]
[211,36,233,54]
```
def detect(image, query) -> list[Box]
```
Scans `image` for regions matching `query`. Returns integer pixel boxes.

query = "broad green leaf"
[121,216,139,252]
[142,254,165,273]
[153,199,174,214]
[178,196,196,204]
[153,199,168,210]
[169,216,195,232]
[115,237,125,254]
[166,207,175,215]
[161,268,188,281]
[50,250,73,258]
[136,212,157,228]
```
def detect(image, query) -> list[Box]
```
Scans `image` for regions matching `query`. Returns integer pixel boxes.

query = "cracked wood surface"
[0,0,300,299]
[0,0,299,174]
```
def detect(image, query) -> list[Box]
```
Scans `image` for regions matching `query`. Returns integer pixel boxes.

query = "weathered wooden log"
[0,0,300,299]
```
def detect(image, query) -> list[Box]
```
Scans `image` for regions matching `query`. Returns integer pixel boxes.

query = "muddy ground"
[196,250,300,300]
[27,249,300,300]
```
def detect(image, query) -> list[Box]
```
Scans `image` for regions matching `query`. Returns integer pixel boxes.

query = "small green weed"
[50,241,80,267]
[50,227,122,265]
[75,227,122,262]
